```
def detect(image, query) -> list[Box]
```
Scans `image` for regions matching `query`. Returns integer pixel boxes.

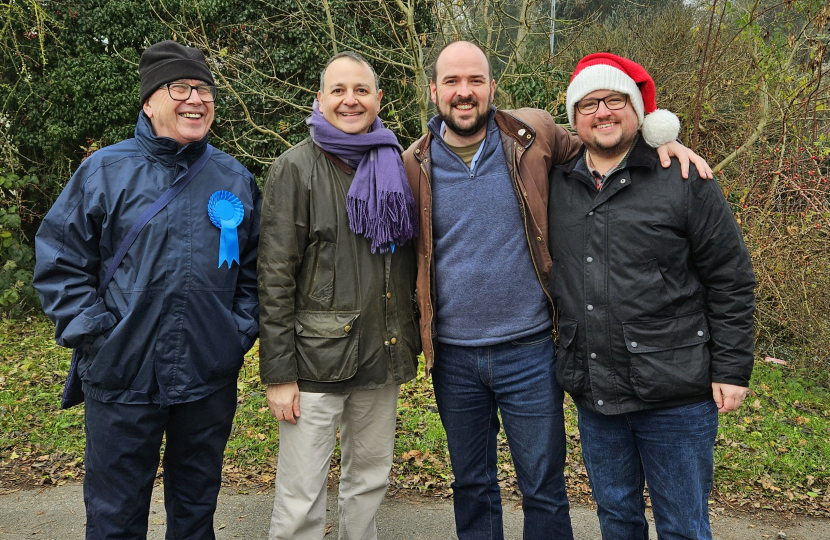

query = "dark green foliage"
[0,0,435,315]
[0,169,38,315]
[499,64,570,122]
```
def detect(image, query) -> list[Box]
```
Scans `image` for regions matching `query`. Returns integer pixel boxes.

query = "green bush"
[0,169,39,316]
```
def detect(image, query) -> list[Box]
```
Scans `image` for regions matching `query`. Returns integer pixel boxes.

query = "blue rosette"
[208,190,245,268]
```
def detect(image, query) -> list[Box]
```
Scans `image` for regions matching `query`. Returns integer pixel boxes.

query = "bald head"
[431,41,493,84]
[429,40,496,145]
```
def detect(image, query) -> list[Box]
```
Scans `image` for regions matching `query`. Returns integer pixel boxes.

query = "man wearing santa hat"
[548,53,756,539]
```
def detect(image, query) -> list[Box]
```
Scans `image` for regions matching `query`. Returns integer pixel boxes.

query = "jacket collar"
[558,133,658,176]
[316,144,354,174]
[134,111,209,167]
[413,107,536,164]
[557,134,661,212]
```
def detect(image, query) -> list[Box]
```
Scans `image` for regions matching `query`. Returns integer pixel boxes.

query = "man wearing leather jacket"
[402,41,714,540]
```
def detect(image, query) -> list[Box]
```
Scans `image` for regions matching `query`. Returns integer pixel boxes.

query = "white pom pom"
[641,109,680,148]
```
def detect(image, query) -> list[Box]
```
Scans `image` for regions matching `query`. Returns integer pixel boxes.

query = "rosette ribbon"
[208,190,245,268]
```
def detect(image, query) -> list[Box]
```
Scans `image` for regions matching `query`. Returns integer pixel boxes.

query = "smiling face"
[142,78,214,147]
[317,57,382,135]
[430,41,495,145]
[574,89,640,159]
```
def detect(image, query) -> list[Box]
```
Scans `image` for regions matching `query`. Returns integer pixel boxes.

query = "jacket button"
[698,330,704,336]
[344,325,352,333]
[586,257,593,263]
[587,304,594,311]
[590,353,597,359]
[386,292,392,299]
[631,341,638,348]
[415,148,420,154]
[620,179,626,184]
[536,236,542,241]
[597,400,604,406]
[384,340,390,346]
[390,337,397,345]
[588,211,594,216]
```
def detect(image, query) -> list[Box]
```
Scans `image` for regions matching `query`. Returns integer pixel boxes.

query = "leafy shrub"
[0,169,39,316]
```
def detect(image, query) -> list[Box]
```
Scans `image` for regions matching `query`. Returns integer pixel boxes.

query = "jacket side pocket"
[302,241,336,304]
[555,317,588,396]
[295,310,360,382]
[77,327,114,379]
[624,311,712,402]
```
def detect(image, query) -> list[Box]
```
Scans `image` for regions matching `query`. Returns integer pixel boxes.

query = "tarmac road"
[1,484,828,539]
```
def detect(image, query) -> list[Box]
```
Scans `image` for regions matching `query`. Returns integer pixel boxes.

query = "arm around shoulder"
[532,109,582,165]
[503,108,582,166]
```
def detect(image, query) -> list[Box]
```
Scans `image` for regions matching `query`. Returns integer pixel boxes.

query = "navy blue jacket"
[34,113,261,406]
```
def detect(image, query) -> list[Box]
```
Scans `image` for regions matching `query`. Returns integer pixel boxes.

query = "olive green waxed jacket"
[258,138,420,392]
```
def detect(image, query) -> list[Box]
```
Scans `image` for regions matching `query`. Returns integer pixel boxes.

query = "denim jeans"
[576,400,719,540]
[432,329,573,540]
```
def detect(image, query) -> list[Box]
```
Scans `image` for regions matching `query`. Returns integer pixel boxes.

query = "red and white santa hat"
[566,53,680,147]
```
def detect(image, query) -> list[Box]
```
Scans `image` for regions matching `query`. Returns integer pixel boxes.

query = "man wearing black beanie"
[34,40,261,540]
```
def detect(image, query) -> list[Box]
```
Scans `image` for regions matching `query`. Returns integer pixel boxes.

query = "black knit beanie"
[139,41,215,105]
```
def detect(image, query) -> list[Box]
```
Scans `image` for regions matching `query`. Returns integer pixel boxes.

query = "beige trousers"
[268,384,400,540]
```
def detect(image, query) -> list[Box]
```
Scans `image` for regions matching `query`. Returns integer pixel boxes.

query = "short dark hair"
[430,41,494,84]
[319,51,380,93]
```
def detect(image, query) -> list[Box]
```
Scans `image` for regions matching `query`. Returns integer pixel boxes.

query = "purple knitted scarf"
[307,100,417,254]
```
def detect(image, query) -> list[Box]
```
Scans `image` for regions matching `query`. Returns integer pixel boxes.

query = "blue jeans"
[432,329,573,540]
[577,400,719,540]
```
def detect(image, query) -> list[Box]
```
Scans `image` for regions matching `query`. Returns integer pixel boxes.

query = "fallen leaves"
[0,450,85,489]
[3,319,829,521]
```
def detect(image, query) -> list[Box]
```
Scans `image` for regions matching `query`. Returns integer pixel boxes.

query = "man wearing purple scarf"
[258,51,421,540]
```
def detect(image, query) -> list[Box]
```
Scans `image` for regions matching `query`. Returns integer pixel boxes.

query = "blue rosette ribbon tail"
[208,190,245,268]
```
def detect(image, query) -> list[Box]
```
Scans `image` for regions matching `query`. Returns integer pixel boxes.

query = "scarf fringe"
[347,192,418,254]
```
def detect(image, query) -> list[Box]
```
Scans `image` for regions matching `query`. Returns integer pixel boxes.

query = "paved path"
[1,484,828,539]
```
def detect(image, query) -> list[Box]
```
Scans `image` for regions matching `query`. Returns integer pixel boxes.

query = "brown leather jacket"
[402,108,582,373]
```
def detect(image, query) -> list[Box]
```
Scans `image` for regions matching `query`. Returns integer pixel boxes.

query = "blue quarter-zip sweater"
[428,109,550,346]
[34,112,261,406]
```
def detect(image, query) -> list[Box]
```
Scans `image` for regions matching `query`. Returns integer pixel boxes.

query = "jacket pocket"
[76,333,107,379]
[302,241,336,304]
[295,310,360,382]
[555,317,588,396]
[624,311,712,402]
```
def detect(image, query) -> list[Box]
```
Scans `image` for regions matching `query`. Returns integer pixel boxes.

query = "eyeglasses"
[162,83,218,103]
[575,93,628,115]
